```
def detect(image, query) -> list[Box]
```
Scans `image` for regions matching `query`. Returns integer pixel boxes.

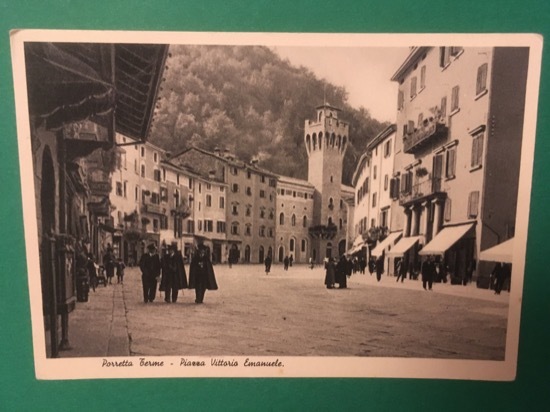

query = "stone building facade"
[304,104,354,261]
[387,46,529,285]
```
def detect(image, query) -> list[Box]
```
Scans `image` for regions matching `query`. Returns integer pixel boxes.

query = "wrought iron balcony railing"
[399,176,444,205]
[403,120,448,153]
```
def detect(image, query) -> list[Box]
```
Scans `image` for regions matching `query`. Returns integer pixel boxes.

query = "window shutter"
[420,66,426,89]
[468,191,480,218]
[444,198,451,221]
[398,90,404,110]
[446,148,456,178]
[410,77,417,98]
[389,179,395,199]
[476,63,488,95]
[440,96,447,118]
[433,154,443,179]
[451,86,460,111]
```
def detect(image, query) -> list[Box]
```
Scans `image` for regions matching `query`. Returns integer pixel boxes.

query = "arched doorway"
[338,239,346,257]
[244,245,251,263]
[41,146,57,357]
[267,246,273,259]
[312,248,317,262]
[278,246,284,262]
[259,246,265,263]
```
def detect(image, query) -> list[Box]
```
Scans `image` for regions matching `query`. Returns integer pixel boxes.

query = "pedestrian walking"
[375,255,384,282]
[116,258,125,284]
[264,254,272,275]
[289,255,293,267]
[359,257,366,274]
[368,257,375,275]
[283,255,289,271]
[324,257,336,289]
[395,258,406,283]
[139,243,161,303]
[188,240,218,304]
[103,247,115,285]
[464,259,476,286]
[160,242,188,303]
[309,257,314,270]
[421,256,436,291]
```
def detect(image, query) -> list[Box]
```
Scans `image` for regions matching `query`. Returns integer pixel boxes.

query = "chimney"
[208,170,216,180]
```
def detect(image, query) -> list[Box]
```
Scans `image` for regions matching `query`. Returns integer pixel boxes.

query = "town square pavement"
[63,263,509,360]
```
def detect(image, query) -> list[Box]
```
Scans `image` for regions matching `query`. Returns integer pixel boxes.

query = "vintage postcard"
[10,30,542,380]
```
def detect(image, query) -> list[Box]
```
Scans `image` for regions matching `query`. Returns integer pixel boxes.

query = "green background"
[1,1,549,410]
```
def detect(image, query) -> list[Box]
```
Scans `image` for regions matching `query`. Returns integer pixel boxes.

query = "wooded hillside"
[150,45,389,184]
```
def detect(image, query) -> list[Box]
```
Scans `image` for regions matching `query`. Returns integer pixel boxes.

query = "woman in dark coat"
[324,257,336,289]
[188,243,218,303]
[160,243,188,303]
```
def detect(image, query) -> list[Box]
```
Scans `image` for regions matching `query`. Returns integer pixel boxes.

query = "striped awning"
[419,224,474,256]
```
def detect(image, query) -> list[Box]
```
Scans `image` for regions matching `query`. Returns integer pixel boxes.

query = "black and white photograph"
[10,31,542,380]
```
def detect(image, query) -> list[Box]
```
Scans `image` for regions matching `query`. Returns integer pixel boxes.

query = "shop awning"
[371,232,402,257]
[387,236,422,257]
[479,238,514,263]
[419,223,474,256]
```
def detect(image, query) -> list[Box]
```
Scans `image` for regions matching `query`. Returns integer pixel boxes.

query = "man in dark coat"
[283,255,289,270]
[421,256,436,291]
[324,257,336,289]
[492,262,511,294]
[139,243,162,303]
[160,242,188,303]
[264,254,272,275]
[375,255,384,282]
[188,242,218,304]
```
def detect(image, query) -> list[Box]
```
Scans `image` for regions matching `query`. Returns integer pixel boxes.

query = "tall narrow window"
[384,175,389,191]
[444,198,452,222]
[410,76,417,98]
[471,131,485,168]
[372,192,377,208]
[291,214,296,226]
[440,96,447,118]
[445,147,457,179]
[476,63,488,96]
[451,86,460,112]
[420,65,426,89]
[279,213,285,225]
[468,191,480,218]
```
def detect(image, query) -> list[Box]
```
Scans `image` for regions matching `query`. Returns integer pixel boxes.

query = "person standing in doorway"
[188,240,218,304]
[264,254,272,275]
[139,243,161,303]
[160,242,188,303]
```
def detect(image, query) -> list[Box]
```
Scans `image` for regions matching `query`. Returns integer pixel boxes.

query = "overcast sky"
[273,46,411,123]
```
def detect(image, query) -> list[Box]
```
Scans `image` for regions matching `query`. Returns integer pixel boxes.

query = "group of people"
[283,255,293,270]
[324,255,355,289]
[139,240,218,304]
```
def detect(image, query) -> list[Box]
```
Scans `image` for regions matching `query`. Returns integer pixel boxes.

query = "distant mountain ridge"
[150,45,390,185]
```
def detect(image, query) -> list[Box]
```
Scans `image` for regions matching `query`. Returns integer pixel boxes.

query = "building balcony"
[140,203,165,215]
[399,177,446,206]
[308,223,338,240]
[403,120,448,154]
